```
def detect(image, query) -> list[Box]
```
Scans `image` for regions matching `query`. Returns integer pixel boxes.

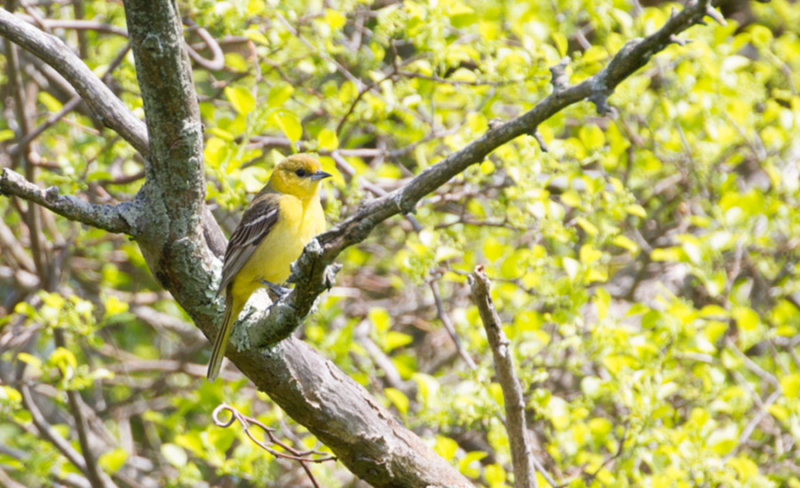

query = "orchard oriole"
[207,154,331,380]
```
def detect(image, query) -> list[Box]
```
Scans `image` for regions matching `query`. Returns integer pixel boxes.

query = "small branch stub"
[469,266,538,488]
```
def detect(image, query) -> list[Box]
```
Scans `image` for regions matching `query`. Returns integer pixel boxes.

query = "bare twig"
[212,403,335,488]
[20,384,92,481]
[469,265,537,488]
[183,18,224,71]
[429,278,476,370]
[16,15,128,36]
[0,168,133,233]
[53,328,111,488]
[0,8,149,155]
[0,466,27,488]
[8,42,131,157]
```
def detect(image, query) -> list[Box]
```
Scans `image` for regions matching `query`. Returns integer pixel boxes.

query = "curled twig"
[183,18,225,71]
[212,403,336,488]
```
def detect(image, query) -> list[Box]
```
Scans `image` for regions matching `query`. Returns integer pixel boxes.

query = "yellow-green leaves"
[161,443,188,468]
[98,448,128,475]
[270,110,303,144]
[384,387,409,415]
[224,86,256,115]
[434,435,459,461]
[318,128,339,150]
[267,82,294,108]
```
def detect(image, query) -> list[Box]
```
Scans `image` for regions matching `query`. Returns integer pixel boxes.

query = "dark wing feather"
[217,193,280,295]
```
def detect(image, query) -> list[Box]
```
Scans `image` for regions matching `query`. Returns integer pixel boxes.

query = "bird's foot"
[260,280,291,300]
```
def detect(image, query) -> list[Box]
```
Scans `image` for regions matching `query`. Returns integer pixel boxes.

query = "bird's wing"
[217,193,280,295]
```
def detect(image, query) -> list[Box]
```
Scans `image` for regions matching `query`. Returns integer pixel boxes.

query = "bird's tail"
[207,291,240,381]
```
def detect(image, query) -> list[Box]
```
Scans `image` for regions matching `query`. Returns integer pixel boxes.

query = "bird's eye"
[295,169,307,177]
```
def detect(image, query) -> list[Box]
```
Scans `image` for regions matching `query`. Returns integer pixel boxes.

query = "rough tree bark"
[0,0,722,486]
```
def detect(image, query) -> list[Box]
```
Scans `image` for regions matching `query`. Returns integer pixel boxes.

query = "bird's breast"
[236,195,324,289]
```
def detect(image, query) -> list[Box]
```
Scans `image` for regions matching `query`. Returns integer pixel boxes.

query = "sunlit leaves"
[224,86,255,115]
[1,0,798,485]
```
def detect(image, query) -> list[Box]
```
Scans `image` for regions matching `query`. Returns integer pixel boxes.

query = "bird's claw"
[260,280,291,300]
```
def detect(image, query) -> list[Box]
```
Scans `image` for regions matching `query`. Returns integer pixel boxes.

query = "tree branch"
[230,336,474,487]
[0,0,721,486]
[0,7,149,155]
[213,3,718,481]
[249,0,721,346]
[20,384,116,488]
[0,168,133,233]
[54,330,110,488]
[469,266,537,488]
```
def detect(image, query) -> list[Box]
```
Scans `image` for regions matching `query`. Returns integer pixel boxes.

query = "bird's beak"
[310,170,332,181]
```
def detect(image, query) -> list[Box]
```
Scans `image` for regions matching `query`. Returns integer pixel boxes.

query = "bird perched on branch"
[207,154,331,380]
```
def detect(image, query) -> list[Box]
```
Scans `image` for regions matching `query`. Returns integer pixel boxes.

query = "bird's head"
[267,154,331,199]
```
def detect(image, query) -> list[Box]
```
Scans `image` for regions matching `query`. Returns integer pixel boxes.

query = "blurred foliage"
[1,0,800,486]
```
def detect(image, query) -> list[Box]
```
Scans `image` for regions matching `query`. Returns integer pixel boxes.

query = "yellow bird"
[207,154,331,380]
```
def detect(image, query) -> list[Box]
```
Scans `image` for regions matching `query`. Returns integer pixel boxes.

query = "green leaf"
[323,8,347,30]
[0,386,22,404]
[318,128,339,150]
[369,308,391,332]
[579,125,605,151]
[483,237,505,261]
[458,451,488,477]
[103,295,129,317]
[224,86,255,114]
[267,82,294,108]
[625,204,647,218]
[204,137,229,169]
[50,347,77,375]
[161,443,187,468]
[272,110,303,143]
[384,331,413,351]
[434,435,459,461]
[595,288,610,320]
[99,448,128,474]
[384,387,409,415]
[734,306,759,331]
[38,91,63,112]
[552,32,568,57]
[485,463,506,486]
[612,235,639,253]
[16,352,42,369]
[779,374,800,398]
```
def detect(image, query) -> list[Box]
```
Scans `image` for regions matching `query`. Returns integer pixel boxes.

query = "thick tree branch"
[0,7,149,155]
[214,3,719,479]
[233,336,474,487]
[0,168,133,233]
[103,0,228,324]
[112,1,472,485]
[249,0,721,346]
[469,266,537,488]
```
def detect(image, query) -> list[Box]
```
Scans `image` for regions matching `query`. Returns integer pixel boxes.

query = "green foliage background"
[1,0,799,486]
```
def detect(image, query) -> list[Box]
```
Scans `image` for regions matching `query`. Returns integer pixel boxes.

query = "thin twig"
[53,328,112,488]
[212,403,335,488]
[469,266,537,488]
[0,168,133,233]
[183,18,224,71]
[0,8,149,155]
[20,384,91,476]
[429,278,476,370]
